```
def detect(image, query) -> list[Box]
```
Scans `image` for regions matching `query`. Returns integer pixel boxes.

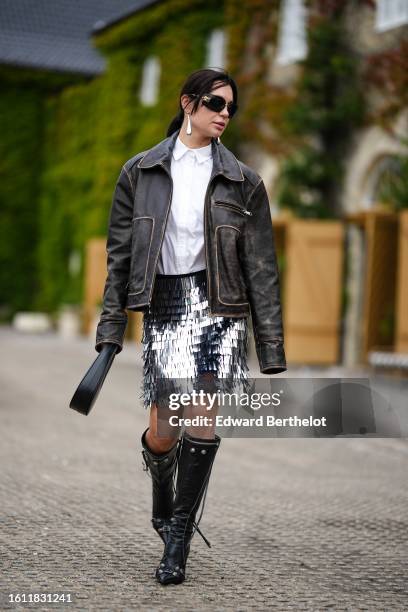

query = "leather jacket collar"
[137,129,245,183]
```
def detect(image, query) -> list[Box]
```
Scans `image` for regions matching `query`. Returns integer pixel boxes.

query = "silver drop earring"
[186,113,192,135]
[217,136,221,144]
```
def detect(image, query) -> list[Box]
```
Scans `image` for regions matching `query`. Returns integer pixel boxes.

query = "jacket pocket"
[212,198,253,217]
[215,225,249,306]
[127,216,154,295]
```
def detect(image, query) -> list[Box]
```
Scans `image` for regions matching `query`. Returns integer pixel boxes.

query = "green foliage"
[284,20,364,136]
[277,13,366,218]
[0,85,44,315]
[276,147,340,219]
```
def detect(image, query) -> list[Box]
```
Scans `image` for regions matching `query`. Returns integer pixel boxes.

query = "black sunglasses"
[189,93,238,118]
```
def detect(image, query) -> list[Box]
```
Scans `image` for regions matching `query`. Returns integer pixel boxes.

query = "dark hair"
[166,68,238,137]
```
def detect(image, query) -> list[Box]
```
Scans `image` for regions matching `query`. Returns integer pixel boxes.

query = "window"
[275,0,307,66]
[139,56,161,106]
[375,0,408,32]
[205,29,227,69]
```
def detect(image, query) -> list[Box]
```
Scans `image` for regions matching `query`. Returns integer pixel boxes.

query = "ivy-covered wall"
[1,0,226,317]
[0,83,44,317]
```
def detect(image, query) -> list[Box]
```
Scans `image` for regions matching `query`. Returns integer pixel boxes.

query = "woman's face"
[181,81,234,141]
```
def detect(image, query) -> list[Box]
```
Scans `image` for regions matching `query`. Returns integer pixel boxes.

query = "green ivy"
[276,11,366,219]
[0,84,44,317]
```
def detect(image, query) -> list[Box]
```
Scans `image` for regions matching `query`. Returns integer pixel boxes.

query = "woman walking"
[95,68,286,585]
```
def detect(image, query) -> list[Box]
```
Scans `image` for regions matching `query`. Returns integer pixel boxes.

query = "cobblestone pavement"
[1,326,407,611]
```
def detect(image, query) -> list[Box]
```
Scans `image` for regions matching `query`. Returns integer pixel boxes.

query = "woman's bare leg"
[183,372,219,439]
[145,403,181,453]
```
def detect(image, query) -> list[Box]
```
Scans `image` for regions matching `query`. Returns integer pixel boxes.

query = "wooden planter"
[279,219,345,365]
[83,237,143,343]
[345,209,400,363]
[395,210,408,353]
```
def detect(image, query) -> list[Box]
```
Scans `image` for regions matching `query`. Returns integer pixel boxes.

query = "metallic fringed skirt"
[140,268,250,410]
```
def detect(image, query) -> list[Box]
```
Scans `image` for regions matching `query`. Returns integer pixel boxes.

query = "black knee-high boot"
[155,431,221,585]
[141,428,180,544]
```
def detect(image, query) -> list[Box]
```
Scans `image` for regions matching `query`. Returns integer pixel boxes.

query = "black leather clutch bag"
[69,343,119,415]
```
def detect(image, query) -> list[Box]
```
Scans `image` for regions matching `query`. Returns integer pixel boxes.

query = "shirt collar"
[172,135,212,164]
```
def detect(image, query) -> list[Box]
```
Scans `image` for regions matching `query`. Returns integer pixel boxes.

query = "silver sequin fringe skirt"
[140,268,250,410]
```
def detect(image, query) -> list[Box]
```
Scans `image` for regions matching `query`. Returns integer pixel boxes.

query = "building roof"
[0,0,159,76]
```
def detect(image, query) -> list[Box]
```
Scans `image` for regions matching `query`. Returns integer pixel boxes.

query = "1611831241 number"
[6,593,74,604]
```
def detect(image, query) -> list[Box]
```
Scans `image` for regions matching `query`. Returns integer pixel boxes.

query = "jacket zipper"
[148,163,174,304]
[204,173,222,316]
[213,200,252,216]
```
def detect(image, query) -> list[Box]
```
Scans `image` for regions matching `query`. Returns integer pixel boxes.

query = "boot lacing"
[142,442,213,548]
[171,444,215,550]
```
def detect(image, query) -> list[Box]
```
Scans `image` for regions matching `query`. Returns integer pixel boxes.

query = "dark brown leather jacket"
[95,129,286,374]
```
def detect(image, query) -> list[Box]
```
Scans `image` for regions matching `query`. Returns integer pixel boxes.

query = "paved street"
[1,326,407,611]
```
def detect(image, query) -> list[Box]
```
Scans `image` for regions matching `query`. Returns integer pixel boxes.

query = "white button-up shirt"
[157,135,213,275]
